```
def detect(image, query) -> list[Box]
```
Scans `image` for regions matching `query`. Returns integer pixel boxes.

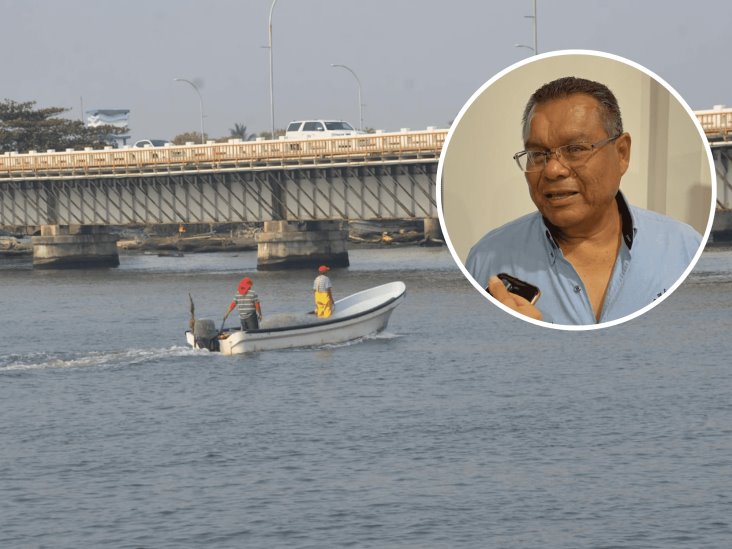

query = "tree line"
[1,99,378,153]
[0,99,126,153]
[0,99,287,153]
[170,123,285,145]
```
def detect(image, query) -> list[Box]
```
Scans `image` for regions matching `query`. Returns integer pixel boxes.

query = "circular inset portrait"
[438,50,715,330]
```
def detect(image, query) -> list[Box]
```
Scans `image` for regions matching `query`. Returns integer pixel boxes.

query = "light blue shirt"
[465,193,702,325]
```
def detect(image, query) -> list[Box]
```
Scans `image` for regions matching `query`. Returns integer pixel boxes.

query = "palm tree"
[229,123,255,141]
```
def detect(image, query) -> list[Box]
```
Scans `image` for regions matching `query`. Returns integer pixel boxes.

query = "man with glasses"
[465,76,702,325]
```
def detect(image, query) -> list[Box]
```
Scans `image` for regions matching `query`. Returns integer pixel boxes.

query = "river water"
[1,246,731,548]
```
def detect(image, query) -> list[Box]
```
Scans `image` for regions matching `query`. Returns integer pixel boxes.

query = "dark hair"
[521,76,624,142]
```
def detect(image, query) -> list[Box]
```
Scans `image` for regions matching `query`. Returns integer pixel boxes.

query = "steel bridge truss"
[0,162,438,226]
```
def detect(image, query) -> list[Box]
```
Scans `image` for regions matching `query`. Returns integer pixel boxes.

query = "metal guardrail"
[0,130,447,179]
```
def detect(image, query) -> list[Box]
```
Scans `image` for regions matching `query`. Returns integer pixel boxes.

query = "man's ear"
[615,132,631,175]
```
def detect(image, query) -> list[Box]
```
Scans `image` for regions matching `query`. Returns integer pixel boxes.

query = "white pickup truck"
[285,120,365,139]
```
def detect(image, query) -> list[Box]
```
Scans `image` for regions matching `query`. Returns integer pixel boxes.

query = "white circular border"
[436,49,717,332]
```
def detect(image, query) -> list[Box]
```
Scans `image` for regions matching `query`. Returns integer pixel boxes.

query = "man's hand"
[487,275,543,321]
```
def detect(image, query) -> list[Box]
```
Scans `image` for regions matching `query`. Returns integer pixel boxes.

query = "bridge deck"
[696,108,732,141]
[3,114,731,225]
[0,130,447,180]
[1,107,729,178]
[0,131,445,225]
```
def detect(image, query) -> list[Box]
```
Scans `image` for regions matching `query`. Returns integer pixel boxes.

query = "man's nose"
[543,153,570,179]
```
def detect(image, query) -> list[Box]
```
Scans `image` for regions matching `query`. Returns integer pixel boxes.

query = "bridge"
[0,129,445,268]
[4,108,732,268]
[696,107,732,242]
[697,108,732,207]
[0,129,444,224]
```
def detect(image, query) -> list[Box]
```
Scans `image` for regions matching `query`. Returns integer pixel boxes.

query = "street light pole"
[515,0,538,55]
[532,0,538,55]
[514,44,535,54]
[173,78,205,144]
[268,0,279,137]
[330,64,363,131]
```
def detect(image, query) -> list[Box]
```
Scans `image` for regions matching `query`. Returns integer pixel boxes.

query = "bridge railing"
[2,108,728,178]
[0,129,447,179]
[696,108,732,140]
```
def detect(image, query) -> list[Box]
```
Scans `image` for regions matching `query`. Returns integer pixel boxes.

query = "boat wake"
[0,346,197,372]
[286,331,402,352]
[369,331,401,340]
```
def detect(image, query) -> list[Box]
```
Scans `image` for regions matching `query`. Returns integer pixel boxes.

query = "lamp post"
[330,64,363,130]
[268,0,279,137]
[514,44,536,54]
[532,0,538,55]
[515,0,538,55]
[173,78,205,144]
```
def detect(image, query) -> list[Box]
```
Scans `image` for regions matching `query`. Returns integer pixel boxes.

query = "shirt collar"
[539,191,637,264]
[616,191,636,250]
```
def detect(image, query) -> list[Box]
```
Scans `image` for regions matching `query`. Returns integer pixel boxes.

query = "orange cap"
[318,265,330,273]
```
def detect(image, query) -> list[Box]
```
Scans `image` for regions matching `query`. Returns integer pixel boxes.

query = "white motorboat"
[186,281,406,355]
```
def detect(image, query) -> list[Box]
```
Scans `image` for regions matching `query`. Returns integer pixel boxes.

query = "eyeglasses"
[513,134,621,173]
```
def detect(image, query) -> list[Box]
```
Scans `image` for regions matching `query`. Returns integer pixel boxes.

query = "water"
[1,247,731,548]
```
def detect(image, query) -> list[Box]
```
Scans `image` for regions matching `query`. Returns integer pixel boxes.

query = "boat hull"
[186,281,405,355]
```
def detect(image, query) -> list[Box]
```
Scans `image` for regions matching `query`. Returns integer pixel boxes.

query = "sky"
[2,0,731,143]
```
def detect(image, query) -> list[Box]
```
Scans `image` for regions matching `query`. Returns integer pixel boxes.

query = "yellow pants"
[314,290,334,318]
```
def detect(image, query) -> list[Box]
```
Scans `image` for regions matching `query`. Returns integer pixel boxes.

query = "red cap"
[318,265,330,273]
[238,277,253,294]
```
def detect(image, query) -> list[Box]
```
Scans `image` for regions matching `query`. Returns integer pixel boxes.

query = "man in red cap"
[313,265,334,318]
[226,277,262,330]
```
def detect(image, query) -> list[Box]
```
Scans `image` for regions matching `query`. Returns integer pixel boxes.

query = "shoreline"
[1,223,444,258]
[4,232,732,258]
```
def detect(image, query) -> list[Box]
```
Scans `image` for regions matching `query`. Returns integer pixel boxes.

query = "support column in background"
[32,225,119,269]
[423,217,444,246]
[257,220,349,271]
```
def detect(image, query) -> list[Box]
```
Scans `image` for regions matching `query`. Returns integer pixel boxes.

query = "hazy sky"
[2,0,731,142]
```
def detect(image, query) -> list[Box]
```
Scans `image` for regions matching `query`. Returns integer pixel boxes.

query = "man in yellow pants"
[313,265,334,318]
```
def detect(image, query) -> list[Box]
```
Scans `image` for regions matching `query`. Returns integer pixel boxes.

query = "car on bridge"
[284,120,364,140]
[133,139,171,148]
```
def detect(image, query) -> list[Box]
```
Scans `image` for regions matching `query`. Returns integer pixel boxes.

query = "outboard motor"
[193,319,220,352]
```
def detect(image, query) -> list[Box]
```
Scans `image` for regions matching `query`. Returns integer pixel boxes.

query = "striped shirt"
[313,274,332,292]
[234,290,259,319]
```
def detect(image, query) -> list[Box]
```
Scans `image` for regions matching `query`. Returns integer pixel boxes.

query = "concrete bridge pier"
[711,209,732,243]
[32,225,120,269]
[257,220,349,271]
[423,217,444,245]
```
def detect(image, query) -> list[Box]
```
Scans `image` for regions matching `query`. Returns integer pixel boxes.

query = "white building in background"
[85,109,130,147]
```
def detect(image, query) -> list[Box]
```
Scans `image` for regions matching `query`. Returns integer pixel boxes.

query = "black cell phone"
[488,273,541,305]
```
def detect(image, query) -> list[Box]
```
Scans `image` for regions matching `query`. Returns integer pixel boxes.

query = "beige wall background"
[440,53,714,263]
